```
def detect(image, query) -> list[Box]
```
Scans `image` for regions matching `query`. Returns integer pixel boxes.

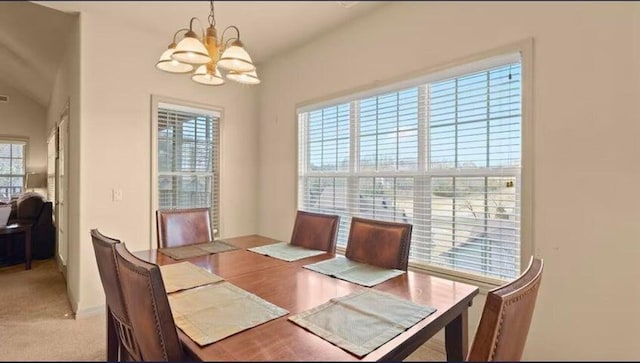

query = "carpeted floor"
[0,259,105,361]
[0,258,444,361]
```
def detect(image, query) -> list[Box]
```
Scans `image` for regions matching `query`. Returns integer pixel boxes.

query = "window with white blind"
[298,54,524,282]
[155,102,220,236]
[0,140,27,200]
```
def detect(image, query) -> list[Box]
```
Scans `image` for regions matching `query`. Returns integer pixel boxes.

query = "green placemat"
[304,256,405,287]
[248,242,326,262]
[289,289,436,357]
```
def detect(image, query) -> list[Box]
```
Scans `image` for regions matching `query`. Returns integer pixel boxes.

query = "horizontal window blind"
[298,57,522,281]
[0,140,26,200]
[299,104,352,244]
[157,106,220,235]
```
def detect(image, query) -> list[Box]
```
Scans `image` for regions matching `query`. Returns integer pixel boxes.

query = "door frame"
[52,101,69,278]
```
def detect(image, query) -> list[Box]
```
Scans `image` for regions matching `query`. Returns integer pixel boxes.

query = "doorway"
[48,103,69,276]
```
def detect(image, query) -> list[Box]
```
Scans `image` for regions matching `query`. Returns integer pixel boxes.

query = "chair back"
[114,242,183,361]
[345,217,413,270]
[16,192,45,220]
[156,208,212,248]
[290,210,340,253]
[90,229,141,360]
[467,257,544,361]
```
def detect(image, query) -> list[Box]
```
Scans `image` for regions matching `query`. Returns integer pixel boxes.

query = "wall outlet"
[112,188,123,202]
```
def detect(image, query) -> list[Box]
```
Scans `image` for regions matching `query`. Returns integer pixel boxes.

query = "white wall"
[70,11,259,314]
[256,2,640,360]
[47,14,81,309]
[0,82,47,174]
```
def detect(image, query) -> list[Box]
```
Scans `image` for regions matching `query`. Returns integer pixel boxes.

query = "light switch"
[112,188,123,202]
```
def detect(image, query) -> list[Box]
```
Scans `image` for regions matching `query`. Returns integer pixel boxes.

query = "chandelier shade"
[192,64,225,86]
[156,1,259,87]
[156,47,195,73]
[226,70,260,85]
[217,40,256,73]
[171,33,212,65]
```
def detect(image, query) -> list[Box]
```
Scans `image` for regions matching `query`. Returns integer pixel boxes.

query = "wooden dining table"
[124,234,479,361]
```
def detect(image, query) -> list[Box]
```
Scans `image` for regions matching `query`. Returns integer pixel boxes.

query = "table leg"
[445,309,468,361]
[24,227,31,270]
[106,306,119,361]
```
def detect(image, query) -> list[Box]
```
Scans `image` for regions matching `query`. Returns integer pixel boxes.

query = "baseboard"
[67,285,78,312]
[66,286,105,320]
[55,255,67,279]
[73,304,106,319]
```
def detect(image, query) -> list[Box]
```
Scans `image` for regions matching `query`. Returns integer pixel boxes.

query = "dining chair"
[90,229,140,361]
[467,257,544,361]
[290,210,340,253]
[156,208,212,248]
[113,242,184,361]
[345,217,413,270]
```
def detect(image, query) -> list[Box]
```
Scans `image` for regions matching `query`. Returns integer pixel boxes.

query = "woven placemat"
[168,282,288,346]
[289,289,436,357]
[159,241,239,260]
[304,256,405,287]
[248,242,325,262]
[159,261,224,293]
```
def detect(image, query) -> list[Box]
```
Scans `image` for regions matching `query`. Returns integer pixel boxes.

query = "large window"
[298,55,523,281]
[155,102,220,235]
[0,140,26,200]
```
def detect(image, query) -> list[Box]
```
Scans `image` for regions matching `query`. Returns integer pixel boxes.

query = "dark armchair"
[6,192,56,260]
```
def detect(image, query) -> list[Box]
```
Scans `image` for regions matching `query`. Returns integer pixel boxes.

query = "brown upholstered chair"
[6,192,55,259]
[467,257,544,361]
[290,210,340,253]
[345,217,413,270]
[90,229,140,361]
[113,242,183,361]
[156,208,212,248]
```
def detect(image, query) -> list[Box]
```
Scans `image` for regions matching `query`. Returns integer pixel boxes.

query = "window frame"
[150,95,223,249]
[0,136,29,200]
[295,40,533,286]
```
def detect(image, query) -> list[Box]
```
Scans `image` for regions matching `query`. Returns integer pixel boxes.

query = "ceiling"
[1,1,386,107]
[0,2,74,106]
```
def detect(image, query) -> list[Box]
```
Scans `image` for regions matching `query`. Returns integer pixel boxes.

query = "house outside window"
[298,53,525,283]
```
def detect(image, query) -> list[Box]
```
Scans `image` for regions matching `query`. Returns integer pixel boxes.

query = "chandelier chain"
[208,0,216,27]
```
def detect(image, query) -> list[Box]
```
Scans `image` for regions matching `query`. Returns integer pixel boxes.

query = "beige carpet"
[0,258,443,361]
[406,339,446,361]
[0,259,105,361]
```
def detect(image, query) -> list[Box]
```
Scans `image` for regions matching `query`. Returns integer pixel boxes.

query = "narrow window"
[156,103,220,235]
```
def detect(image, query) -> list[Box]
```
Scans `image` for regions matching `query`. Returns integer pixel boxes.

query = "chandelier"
[155,0,260,86]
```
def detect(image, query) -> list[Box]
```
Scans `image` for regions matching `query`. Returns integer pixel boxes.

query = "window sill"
[407,263,497,295]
